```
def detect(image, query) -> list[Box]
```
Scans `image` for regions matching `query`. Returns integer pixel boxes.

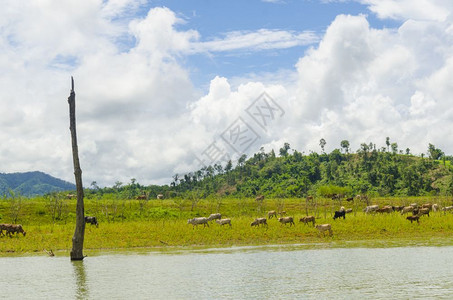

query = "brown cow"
[406,215,420,224]
[377,206,394,214]
[300,216,315,226]
[421,203,433,210]
[136,192,147,200]
[393,205,405,212]
[268,211,278,219]
[5,224,26,237]
[414,208,430,217]
[251,218,267,227]
[255,195,265,202]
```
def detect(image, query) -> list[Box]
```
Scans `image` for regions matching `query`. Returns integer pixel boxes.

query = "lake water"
[2,244,453,299]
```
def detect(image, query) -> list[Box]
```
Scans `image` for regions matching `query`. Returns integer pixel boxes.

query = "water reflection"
[2,246,453,299]
[72,260,89,299]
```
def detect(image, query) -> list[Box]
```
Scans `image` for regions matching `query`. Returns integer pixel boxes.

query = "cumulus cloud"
[288,7,453,155]
[1,0,453,187]
[360,0,453,22]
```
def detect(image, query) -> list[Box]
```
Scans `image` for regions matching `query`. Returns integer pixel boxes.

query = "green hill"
[0,171,75,197]
[166,147,453,198]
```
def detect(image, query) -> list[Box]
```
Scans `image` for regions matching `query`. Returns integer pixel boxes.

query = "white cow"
[315,224,332,236]
[364,205,379,214]
[215,218,232,227]
[188,217,209,227]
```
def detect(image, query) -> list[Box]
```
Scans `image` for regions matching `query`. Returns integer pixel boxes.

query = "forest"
[85,139,453,200]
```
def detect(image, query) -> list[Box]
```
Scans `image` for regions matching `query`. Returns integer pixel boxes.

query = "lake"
[2,244,453,299]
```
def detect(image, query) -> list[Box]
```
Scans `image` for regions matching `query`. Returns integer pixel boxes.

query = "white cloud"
[286,9,453,156]
[191,29,318,53]
[1,1,453,188]
[360,0,453,22]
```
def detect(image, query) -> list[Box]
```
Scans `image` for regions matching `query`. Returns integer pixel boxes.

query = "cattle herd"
[185,199,453,237]
[0,216,100,239]
[2,198,452,240]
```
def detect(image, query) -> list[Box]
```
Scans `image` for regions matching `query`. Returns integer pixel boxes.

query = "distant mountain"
[0,171,75,197]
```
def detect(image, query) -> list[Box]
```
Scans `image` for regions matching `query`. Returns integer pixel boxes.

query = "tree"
[238,154,247,166]
[68,77,86,261]
[386,137,390,152]
[391,142,398,154]
[428,143,444,160]
[279,142,291,157]
[340,140,350,154]
[319,138,326,154]
[224,160,233,173]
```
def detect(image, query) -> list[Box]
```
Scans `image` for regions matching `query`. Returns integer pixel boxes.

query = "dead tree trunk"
[68,77,86,261]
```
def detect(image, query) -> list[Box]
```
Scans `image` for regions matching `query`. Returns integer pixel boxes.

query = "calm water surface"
[2,245,453,299]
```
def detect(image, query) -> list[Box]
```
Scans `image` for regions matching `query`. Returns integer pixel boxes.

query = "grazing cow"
[5,224,26,237]
[300,216,315,226]
[268,211,278,219]
[215,218,232,227]
[406,215,420,224]
[156,194,164,200]
[251,218,267,227]
[364,205,379,214]
[315,224,333,236]
[207,213,222,222]
[415,208,430,217]
[85,216,99,227]
[410,203,418,209]
[278,217,294,226]
[333,210,346,220]
[400,206,415,215]
[188,217,209,227]
[442,206,453,212]
[306,195,314,202]
[421,203,433,210]
[136,193,147,200]
[346,197,354,202]
[377,206,394,214]
[66,193,76,199]
[355,194,369,202]
[393,205,405,212]
[279,211,287,217]
[255,195,265,202]
[345,208,353,214]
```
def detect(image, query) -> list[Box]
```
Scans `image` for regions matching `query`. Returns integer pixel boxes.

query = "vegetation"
[2,139,453,256]
[1,194,453,256]
[81,141,453,201]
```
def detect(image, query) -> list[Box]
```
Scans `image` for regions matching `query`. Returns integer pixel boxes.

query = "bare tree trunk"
[68,77,86,261]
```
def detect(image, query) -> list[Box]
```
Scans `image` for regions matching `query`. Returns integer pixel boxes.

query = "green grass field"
[1,195,453,256]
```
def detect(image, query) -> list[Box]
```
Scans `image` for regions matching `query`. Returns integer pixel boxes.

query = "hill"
[0,171,75,197]
[87,145,453,200]
[166,147,453,198]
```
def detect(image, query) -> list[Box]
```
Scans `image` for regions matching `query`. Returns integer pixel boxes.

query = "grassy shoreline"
[1,196,453,256]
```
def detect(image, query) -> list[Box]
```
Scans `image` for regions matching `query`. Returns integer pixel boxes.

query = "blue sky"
[1,0,452,186]
[138,0,402,88]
